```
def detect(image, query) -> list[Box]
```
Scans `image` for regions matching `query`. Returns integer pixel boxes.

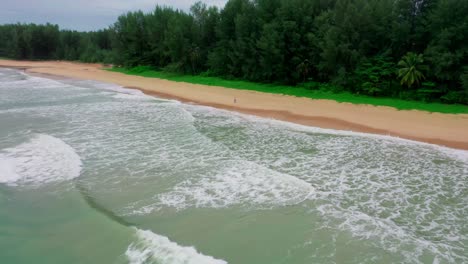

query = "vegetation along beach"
[0,0,467,263]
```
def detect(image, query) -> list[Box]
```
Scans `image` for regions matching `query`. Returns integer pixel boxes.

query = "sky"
[0,0,227,31]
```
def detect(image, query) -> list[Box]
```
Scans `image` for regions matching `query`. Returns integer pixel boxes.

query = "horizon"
[0,0,227,31]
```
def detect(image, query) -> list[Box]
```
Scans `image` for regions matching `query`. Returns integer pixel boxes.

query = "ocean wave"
[183,104,468,262]
[0,134,82,186]
[126,228,227,264]
[130,160,313,214]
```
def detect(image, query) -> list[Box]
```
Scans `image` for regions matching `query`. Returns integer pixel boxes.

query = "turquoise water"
[0,68,467,263]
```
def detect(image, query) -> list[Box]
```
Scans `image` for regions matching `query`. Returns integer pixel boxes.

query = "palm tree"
[397,52,426,88]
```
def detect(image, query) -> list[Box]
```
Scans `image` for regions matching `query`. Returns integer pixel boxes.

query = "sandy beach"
[1,59,467,150]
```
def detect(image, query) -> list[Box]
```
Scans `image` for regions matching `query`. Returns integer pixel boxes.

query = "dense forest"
[0,0,467,104]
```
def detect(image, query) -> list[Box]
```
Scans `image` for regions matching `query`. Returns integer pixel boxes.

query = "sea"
[0,67,467,264]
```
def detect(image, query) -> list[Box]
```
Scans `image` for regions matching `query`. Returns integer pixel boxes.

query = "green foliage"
[398,52,426,88]
[108,67,468,114]
[1,0,467,105]
[462,68,468,90]
[441,91,468,105]
[416,81,443,102]
[424,0,468,89]
[0,23,60,60]
[296,59,310,83]
[0,23,112,62]
[354,56,397,96]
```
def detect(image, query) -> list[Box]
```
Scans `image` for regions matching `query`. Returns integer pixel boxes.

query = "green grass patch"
[107,66,468,114]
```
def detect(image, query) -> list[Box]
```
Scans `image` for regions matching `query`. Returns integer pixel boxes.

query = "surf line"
[75,182,135,227]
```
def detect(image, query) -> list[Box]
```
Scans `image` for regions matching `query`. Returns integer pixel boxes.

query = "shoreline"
[1,59,468,150]
[128,86,468,150]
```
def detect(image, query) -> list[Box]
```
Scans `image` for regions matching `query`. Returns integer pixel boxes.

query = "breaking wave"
[125,228,227,264]
[0,134,82,186]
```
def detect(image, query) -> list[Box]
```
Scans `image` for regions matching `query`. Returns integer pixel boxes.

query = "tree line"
[0,0,467,104]
[0,23,113,63]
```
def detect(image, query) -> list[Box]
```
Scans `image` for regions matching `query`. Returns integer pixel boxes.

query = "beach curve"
[1,59,467,150]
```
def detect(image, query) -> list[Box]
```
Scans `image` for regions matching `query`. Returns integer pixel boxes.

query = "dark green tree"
[398,52,426,88]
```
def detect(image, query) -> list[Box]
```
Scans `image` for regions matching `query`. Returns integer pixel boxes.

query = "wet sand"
[1,59,467,150]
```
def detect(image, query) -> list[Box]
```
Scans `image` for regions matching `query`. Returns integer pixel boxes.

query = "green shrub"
[441,91,468,104]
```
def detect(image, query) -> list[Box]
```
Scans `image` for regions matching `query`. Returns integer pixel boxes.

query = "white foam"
[68,79,180,103]
[0,156,21,184]
[181,104,468,262]
[105,85,181,104]
[183,104,468,162]
[155,161,313,211]
[87,81,148,97]
[2,68,466,262]
[0,134,82,186]
[112,93,150,100]
[125,228,227,264]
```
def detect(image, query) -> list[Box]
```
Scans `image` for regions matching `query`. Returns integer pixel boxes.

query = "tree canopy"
[0,0,467,104]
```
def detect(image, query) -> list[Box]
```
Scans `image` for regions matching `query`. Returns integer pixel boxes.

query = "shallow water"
[0,68,467,264]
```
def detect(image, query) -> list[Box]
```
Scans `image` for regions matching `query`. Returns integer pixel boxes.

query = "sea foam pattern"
[126,228,227,264]
[0,134,82,186]
[186,105,468,263]
[1,68,467,263]
[156,160,313,210]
